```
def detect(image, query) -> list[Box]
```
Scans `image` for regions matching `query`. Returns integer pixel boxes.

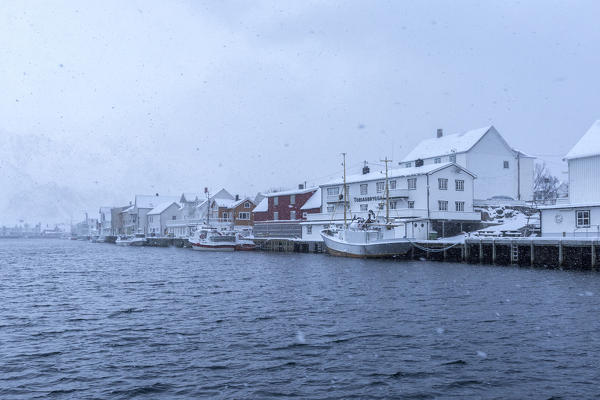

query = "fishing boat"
[115,234,146,246]
[189,227,236,251]
[234,232,257,251]
[320,154,412,258]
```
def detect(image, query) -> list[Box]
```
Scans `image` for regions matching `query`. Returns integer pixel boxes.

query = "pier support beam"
[592,244,596,270]
[558,241,564,268]
[465,242,470,262]
[492,240,496,264]
[479,240,483,264]
[530,243,535,266]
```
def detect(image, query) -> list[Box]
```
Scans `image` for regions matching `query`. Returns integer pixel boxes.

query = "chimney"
[155,193,159,197]
[415,159,424,167]
[437,128,443,138]
[235,194,240,201]
[362,161,370,175]
[298,183,304,190]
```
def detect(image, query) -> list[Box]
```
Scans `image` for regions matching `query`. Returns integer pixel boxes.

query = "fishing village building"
[252,186,321,238]
[540,120,600,237]
[302,162,481,242]
[121,194,179,235]
[401,126,535,202]
[147,201,180,236]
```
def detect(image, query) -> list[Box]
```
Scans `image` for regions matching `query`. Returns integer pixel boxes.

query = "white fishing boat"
[115,234,146,246]
[320,154,413,258]
[189,227,236,251]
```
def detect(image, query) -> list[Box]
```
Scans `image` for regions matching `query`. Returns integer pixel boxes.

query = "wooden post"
[479,240,484,263]
[592,244,596,270]
[558,241,563,268]
[530,242,535,266]
[461,244,465,262]
[411,245,415,260]
[465,241,470,261]
[492,239,496,264]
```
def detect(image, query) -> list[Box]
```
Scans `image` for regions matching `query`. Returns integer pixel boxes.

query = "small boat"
[234,232,257,251]
[115,234,146,246]
[189,227,236,251]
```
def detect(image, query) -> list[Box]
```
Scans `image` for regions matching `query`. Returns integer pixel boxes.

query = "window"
[360,184,368,195]
[302,212,307,218]
[290,195,295,205]
[455,201,465,212]
[408,178,417,190]
[408,201,415,209]
[390,201,397,209]
[405,162,412,168]
[148,216,152,223]
[273,212,279,220]
[327,205,335,212]
[389,180,397,190]
[455,180,464,191]
[360,204,368,211]
[438,200,448,211]
[238,212,250,220]
[503,161,509,169]
[290,211,296,220]
[434,157,441,164]
[327,187,339,196]
[244,202,251,208]
[576,210,590,227]
[273,196,279,206]
[376,182,385,193]
[378,203,384,210]
[306,225,312,235]
[449,153,456,163]
[438,178,448,190]
[222,212,229,220]
[172,215,176,220]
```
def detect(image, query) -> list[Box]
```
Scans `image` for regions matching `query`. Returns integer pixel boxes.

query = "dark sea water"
[1,239,600,399]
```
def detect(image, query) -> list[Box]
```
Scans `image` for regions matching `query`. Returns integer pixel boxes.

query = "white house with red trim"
[541,120,600,237]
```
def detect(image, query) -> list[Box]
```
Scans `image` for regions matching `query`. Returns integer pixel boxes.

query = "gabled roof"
[121,205,135,213]
[322,162,476,186]
[253,197,268,213]
[564,120,600,160]
[301,188,322,210]
[148,201,180,215]
[135,195,179,209]
[212,197,239,209]
[402,126,493,162]
[212,188,234,200]
[263,186,318,197]
[231,197,255,209]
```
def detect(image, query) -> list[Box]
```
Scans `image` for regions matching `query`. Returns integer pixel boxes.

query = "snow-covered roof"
[212,198,239,209]
[135,195,179,209]
[253,197,268,213]
[180,192,203,203]
[564,120,600,160]
[322,162,475,186]
[148,201,180,215]
[402,126,493,161]
[231,197,255,208]
[121,205,134,213]
[301,188,322,210]
[263,187,318,197]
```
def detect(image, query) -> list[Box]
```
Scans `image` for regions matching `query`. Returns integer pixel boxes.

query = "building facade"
[147,202,180,236]
[401,126,534,202]
[541,120,600,237]
[302,162,481,241]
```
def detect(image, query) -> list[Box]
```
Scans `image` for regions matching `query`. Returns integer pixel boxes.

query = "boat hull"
[321,232,412,258]
[191,243,235,251]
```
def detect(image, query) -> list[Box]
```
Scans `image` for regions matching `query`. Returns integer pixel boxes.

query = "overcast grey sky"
[1,0,598,224]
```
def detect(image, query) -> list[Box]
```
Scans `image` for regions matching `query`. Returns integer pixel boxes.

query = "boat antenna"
[205,187,210,225]
[342,152,348,228]
[380,156,392,226]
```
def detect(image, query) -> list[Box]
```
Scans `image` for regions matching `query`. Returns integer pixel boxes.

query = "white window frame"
[405,162,412,168]
[238,212,250,220]
[306,225,312,235]
[273,196,279,206]
[455,201,465,212]
[389,180,397,190]
[273,211,279,220]
[455,180,464,191]
[244,202,251,208]
[408,178,417,190]
[376,181,385,193]
[390,201,397,209]
[503,161,510,169]
[438,178,448,190]
[290,195,295,205]
[290,210,296,220]
[438,200,448,211]
[408,201,415,209]
[360,184,368,195]
[576,210,590,228]
[449,153,456,163]
[327,187,340,196]
[326,205,335,213]
[434,157,441,164]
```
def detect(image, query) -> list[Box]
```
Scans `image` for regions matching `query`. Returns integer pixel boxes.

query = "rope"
[407,239,463,253]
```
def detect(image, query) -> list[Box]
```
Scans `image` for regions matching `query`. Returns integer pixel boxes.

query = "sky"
[1,0,599,225]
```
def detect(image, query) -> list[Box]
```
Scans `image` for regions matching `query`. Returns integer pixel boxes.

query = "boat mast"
[205,187,210,225]
[342,152,348,228]
[380,157,392,224]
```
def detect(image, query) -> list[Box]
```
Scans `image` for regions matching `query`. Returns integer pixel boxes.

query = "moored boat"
[189,227,236,251]
[115,234,146,246]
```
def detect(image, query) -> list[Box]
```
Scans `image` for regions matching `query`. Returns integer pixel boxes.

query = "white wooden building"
[541,120,600,237]
[122,194,179,234]
[401,126,534,202]
[301,162,481,241]
[147,201,180,236]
